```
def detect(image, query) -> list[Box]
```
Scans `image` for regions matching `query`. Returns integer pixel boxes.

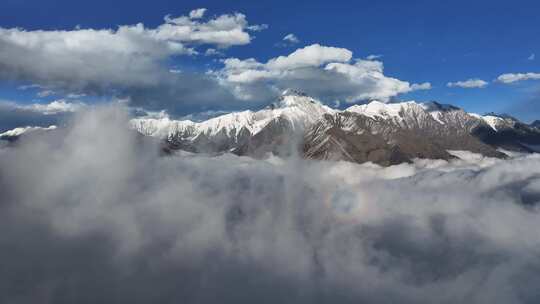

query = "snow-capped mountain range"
[3,90,537,165]
[130,90,334,142]
[0,125,57,141]
[130,90,540,165]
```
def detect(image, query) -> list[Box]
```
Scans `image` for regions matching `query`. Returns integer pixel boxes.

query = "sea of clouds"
[1,106,540,303]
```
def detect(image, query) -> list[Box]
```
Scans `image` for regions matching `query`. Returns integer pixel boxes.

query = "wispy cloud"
[283,33,300,44]
[366,54,383,60]
[276,33,300,47]
[447,78,488,88]
[497,72,540,84]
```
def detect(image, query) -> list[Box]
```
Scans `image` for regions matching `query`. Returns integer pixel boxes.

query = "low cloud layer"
[1,106,540,303]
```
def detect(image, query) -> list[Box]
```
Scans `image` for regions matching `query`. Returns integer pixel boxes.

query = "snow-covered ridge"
[0,125,57,138]
[476,114,517,131]
[131,91,527,140]
[346,100,420,120]
[130,90,335,140]
[345,100,512,131]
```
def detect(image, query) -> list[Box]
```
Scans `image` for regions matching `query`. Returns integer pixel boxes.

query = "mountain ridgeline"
[132,90,540,166]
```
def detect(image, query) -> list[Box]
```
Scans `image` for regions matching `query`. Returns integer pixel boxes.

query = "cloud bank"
[0,9,430,115]
[1,106,540,303]
[216,44,431,103]
[0,9,265,114]
[0,99,85,132]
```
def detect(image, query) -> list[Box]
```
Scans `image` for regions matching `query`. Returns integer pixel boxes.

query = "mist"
[1,105,540,303]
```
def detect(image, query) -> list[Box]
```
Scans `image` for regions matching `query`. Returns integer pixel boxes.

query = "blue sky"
[1,0,540,121]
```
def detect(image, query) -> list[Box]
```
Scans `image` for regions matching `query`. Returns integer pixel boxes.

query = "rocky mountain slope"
[304,103,504,166]
[132,90,540,165]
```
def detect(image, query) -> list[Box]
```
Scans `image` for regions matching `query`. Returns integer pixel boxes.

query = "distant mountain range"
[3,90,540,166]
[130,90,540,165]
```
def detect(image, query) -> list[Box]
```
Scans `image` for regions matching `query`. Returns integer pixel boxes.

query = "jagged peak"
[269,90,324,110]
[420,101,461,112]
[280,88,308,97]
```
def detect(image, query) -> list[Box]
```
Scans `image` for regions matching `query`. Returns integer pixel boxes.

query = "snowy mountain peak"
[0,125,57,139]
[479,114,517,131]
[132,92,335,143]
[345,100,421,120]
[273,93,322,109]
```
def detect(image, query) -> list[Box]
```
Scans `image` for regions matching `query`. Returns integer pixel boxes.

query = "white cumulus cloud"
[25,100,87,115]
[267,44,352,70]
[0,9,265,113]
[216,44,430,103]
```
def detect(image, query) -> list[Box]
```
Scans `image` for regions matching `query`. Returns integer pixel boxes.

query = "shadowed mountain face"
[471,118,540,153]
[303,111,504,166]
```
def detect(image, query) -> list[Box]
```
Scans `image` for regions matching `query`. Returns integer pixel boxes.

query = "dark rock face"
[471,121,540,153]
[167,126,253,154]
[531,120,540,129]
[303,111,505,166]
